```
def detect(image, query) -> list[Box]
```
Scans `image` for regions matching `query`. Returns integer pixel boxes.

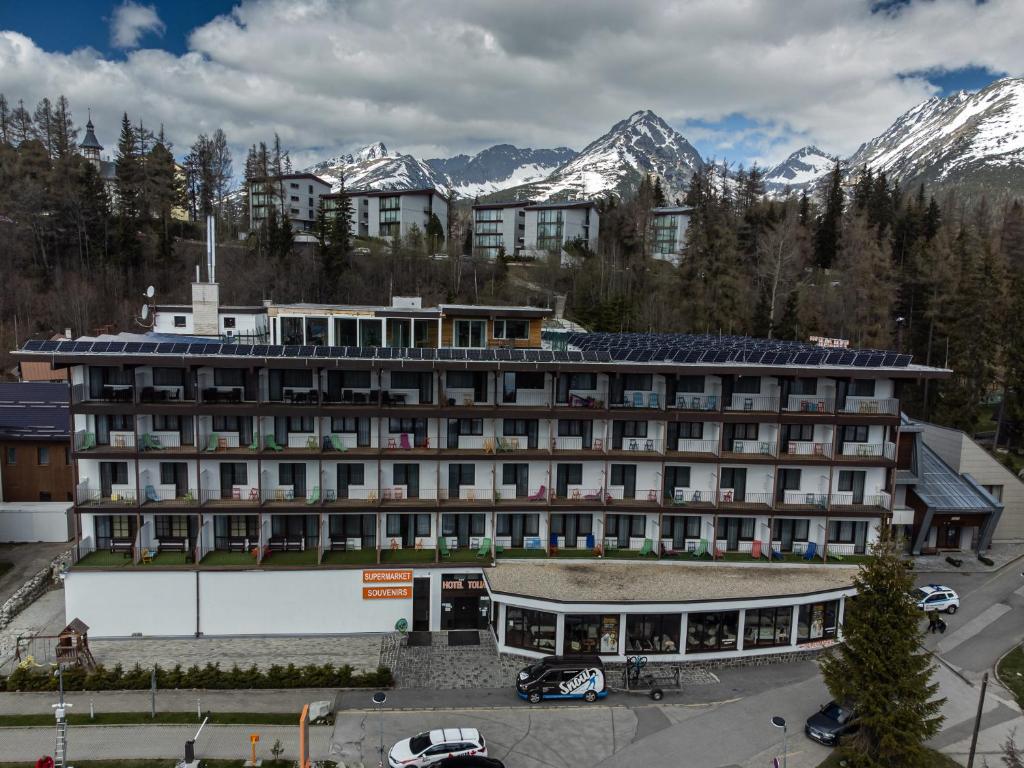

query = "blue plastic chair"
[633,392,644,407]
[648,392,659,408]
[585,533,595,549]
[803,541,818,561]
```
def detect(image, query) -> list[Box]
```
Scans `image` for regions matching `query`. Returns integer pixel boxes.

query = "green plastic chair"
[306,486,320,505]
[438,537,451,558]
[140,433,160,451]
[264,434,284,452]
[827,545,844,561]
[80,431,96,450]
[639,538,654,557]
[330,434,348,452]
[205,433,219,452]
[691,539,709,558]
[476,537,492,557]
[248,435,259,451]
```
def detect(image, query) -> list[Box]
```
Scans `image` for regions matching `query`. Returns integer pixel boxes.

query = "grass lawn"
[552,549,597,558]
[260,549,318,567]
[200,550,257,567]
[497,547,548,559]
[997,644,1024,708]
[445,548,487,562]
[321,548,377,565]
[0,711,309,727]
[816,748,959,767]
[146,551,191,566]
[75,550,134,568]
[603,549,656,560]
[380,547,437,564]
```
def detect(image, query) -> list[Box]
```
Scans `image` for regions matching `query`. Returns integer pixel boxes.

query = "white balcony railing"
[670,393,720,411]
[842,397,899,416]
[784,441,833,458]
[726,394,780,412]
[785,395,836,413]
[551,436,583,451]
[840,442,896,460]
[729,439,777,456]
[674,438,718,454]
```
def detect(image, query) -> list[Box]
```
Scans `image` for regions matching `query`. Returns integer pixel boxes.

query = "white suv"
[912,585,960,614]
[388,728,487,767]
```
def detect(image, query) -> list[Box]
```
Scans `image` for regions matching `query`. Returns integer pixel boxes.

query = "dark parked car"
[805,701,858,746]
[436,756,506,768]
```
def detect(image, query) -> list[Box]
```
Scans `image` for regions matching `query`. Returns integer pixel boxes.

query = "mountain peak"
[763,145,836,195]
[357,142,388,161]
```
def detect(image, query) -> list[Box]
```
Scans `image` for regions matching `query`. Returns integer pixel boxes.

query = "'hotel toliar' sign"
[362,569,413,599]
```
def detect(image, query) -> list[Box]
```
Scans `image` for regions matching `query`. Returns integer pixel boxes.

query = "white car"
[912,584,960,614]
[388,728,487,767]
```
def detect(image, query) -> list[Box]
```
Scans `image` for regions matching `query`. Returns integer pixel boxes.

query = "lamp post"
[372,691,387,768]
[771,715,787,768]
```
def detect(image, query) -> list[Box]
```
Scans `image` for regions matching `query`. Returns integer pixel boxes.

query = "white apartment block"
[651,206,693,266]
[522,201,600,258]
[471,202,531,259]
[248,174,332,238]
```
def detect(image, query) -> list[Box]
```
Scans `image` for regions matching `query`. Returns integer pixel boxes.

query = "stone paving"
[914,542,1024,573]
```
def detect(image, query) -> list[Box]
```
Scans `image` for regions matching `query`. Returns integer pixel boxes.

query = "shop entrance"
[412,577,430,631]
[441,573,490,630]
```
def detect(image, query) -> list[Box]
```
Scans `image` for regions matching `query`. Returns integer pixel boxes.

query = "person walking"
[927,611,939,634]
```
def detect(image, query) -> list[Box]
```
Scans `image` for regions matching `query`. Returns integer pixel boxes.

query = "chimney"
[192,282,220,337]
[64,328,72,339]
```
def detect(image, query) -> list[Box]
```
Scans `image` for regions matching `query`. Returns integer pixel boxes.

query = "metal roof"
[913,442,1002,512]
[0,382,70,442]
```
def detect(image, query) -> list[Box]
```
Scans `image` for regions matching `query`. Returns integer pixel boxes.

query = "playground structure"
[15,618,96,672]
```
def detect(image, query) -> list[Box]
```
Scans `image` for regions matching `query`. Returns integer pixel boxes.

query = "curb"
[992,643,1023,711]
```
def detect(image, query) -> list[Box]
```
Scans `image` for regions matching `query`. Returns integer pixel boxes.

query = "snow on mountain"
[763,146,836,196]
[425,144,577,198]
[848,76,1024,190]
[305,143,451,195]
[500,110,704,201]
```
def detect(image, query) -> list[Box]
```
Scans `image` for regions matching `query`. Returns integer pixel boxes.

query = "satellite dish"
[145,285,155,298]
[140,305,150,320]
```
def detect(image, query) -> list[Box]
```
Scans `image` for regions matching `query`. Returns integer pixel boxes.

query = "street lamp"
[771,715,788,768]
[372,691,387,767]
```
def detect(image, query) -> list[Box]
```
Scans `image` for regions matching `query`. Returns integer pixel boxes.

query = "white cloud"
[110,1,165,50]
[0,0,1021,170]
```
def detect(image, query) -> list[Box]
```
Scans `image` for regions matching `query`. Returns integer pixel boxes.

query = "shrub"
[1,662,393,692]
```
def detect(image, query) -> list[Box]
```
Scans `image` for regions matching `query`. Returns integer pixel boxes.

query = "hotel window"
[155,415,183,431]
[678,422,703,439]
[685,611,739,653]
[286,416,315,433]
[37,446,49,465]
[305,317,328,345]
[387,319,412,348]
[290,195,299,202]
[623,374,653,391]
[791,377,817,395]
[744,606,793,648]
[39,491,51,501]
[334,318,358,346]
[841,425,869,443]
[453,319,487,348]
[797,600,839,643]
[627,614,680,654]
[453,418,484,436]
[716,516,755,540]
[496,513,539,536]
[827,520,868,553]
[564,614,621,655]
[475,221,501,234]
[110,515,133,538]
[224,317,236,329]
[652,215,677,254]
[851,379,876,397]
[675,375,704,393]
[173,316,186,328]
[441,513,486,537]
[358,318,384,347]
[281,317,303,345]
[663,466,691,497]
[505,606,556,654]
[214,368,244,387]
[734,376,761,394]
[494,319,530,340]
[155,515,189,539]
[475,208,502,221]
[784,424,814,442]
[728,423,758,441]
[290,182,299,189]
[340,370,371,389]
[983,485,1004,501]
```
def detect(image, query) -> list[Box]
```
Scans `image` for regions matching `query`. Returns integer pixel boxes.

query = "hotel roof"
[0,382,70,442]
[523,200,598,210]
[913,442,1003,512]
[484,561,856,604]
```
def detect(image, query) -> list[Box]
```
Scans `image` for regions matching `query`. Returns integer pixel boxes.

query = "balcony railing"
[611,391,663,409]
[551,436,584,451]
[141,487,199,505]
[839,442,896,460]
[437,487,492,502]
[606,487,661,503]
[139,386,192,403]
[671,439,718,455]
[718,490,772,506]
[783,441,833,459]
[669,393,720,411]
[199,387,245,405]
[442,389,491,407]
[326,486,378,502]
[553,488,610,503]
[71,383,135,404]
[841,397,899,416]
[726,394,780,412]
[726,439,777,457]
[611,437,663,454]
[777,491,828,508]
[139,432,184,450]
[501,390,550,407]
[557,390,609,409]
[76,485,138,505]
[784,395,836,414]
[665,488,714,505]
[829,492,891,510]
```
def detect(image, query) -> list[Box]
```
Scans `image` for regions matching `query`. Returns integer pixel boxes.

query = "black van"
[516,655,607,704]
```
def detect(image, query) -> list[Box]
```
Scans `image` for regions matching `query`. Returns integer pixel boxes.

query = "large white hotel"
[16,285,960,663]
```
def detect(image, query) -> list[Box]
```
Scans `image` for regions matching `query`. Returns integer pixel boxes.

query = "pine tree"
[51,96,77,161]
[32,98,54,158]
[425,213,445,253]
[9,99,33,146]
[814,161,843,268]
[820,529,944,767]
[652,176,667,207]
[0,94,9,145]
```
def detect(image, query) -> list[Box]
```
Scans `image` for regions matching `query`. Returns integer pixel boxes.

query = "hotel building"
[15,300,952,662]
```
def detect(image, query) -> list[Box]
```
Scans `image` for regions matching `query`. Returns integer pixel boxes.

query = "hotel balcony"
[835,442,896,462]
[783,395,836,414]
[720,439,778,461]
[610,391,664,410]
[840,397,900,416]
[717,490,773,510]
[608,437,664,455]
[665,488,716,509]
[76,484,138,507]
[775,491,829,512]
[829,491,892,513]
[725,394,780,413]
[668,394,720,412]
[140,486,200,508]
[666,439,720,458]
[781,441,834,460]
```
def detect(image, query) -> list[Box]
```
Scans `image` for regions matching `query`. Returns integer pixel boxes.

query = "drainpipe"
[195,570,201,637]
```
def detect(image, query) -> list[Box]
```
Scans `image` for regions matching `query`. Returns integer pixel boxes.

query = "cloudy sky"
[1,0,1021,172]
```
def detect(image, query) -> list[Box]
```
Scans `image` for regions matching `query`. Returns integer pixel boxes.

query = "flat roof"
[524,200,598,211]
[348,188,448,199]
[484,561,856,604]
[473,200,535,210]
[652,206,694,214]
[250,173,331,185]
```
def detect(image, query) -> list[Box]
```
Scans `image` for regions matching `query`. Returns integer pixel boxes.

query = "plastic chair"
[205,433,219,452]
[306,486,320,505]
[639,538,654,557]
[751,539,762,559]
[80,431,96,450]
[691,539,709,558]
[400,433,412,450]
[330,434,347,452]
[438,537,451,558]
[633,392,644,408]
[140,547,155,564]
[264,434,284,452]
[144,485,160,503]
[476,538,492,558]
[528,485,547,502]
[803,541,818,561]
[648,392,659,408]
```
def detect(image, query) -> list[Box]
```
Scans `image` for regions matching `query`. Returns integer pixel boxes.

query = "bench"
[158,538,189,553]
[269,537,304,552]
[227,537,249,552]
[110,539,133,556]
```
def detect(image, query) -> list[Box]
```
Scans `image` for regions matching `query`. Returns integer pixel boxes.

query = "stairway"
[54,715,67,768]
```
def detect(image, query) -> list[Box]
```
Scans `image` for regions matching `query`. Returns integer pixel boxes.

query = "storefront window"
[626,614,680,654]
[564,614,620,655]
[797,600,839,643]
[505,606,556,654]
[743,606,794,648]
[685,611,739,653]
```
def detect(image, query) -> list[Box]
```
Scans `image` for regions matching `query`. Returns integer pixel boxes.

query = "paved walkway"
[0,688,340,716]
[0,589,65,674]
[915,543,1024,574]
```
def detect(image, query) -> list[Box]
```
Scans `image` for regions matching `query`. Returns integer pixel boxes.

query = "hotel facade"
[15,299,951,663]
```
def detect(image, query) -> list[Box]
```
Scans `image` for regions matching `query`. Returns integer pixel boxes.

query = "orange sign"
[363,569,413,583]
[363,586,413,600]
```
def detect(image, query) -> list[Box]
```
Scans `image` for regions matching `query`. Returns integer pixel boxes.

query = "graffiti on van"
[559,668,603,695]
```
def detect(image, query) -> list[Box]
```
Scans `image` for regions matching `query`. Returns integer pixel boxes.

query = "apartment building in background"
[248,173,332,238]
[522,200,600,258]
[17,300,951,661]
[471,201,532,259]
[651,206,693,266]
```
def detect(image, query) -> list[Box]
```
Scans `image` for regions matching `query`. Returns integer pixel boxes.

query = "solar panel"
[298,346,315,357]
[838,351,857,365]
[420,348,436,360]
[282,346,301,357]
[867,353,885,367]
[508,349,527,361]
[252,345,269,356]
[438,349,452,360]
[137,343,158,353]
[896,354,913,367]
[89,342,111,353]
[496,349,512,360]
[168,343,187,354]
[467,349,482,361]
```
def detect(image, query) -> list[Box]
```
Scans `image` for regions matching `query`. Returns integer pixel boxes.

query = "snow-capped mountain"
[847,76,1024,191]
[305,143,451,195]
[425,144,577,198]
[763,146,836,196]
[497,110,704,201]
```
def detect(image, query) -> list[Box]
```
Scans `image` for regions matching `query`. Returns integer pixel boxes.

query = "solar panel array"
[19,334,912,368]
[565,333,913,368]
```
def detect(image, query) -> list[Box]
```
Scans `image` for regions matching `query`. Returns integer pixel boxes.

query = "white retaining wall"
[0,503,73,542]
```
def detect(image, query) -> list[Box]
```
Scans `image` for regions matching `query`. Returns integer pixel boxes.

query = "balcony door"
[337,464,365,499]
[99,462,129,497]
[502,464,529,498]
[159,462,188,496]
[279,463,307,498]
[556,464,582,498]
[720,467,747,502]
[394,463,420,498]
[610,464,636,499]
[837,470,865,504]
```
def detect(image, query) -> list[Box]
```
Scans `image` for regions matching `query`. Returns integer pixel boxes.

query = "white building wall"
[65,570,196,636]
[0,502,73,542]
